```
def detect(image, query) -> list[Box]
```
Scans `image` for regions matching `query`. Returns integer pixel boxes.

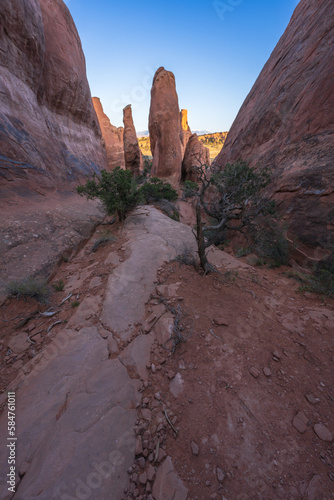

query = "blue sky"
[64,0,299,133]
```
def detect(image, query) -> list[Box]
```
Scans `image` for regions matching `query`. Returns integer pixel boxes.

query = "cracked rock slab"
[119,333,155,381]
[152,456,188,500]
[0,326,141,500]
[101,207,197,341]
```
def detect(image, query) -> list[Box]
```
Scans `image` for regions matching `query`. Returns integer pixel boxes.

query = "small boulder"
[216,466,226,483]
[313,423,333,441]
[292,411,308,434]
[191,441,199,456]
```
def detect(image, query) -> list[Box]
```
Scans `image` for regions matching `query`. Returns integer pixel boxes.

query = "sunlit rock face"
[123,105,143,176]
[0,0,107,198]
[180,109,192,157]
[92,97,125,170]
[213,0,334,252]
[149,67,183,187]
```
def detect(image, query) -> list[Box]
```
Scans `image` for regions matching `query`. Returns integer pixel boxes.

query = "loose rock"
[216,466,226,483]
[191,441,199,456]
[314,423,333,441]
[292,411,308,434]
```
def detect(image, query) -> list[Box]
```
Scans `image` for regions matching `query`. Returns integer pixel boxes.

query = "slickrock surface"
[101,207,197,341]
[123,105,143,176]
[92,97,125,170]
[0,0,107,196]
[149,67,183,186]
[214,0,334,253]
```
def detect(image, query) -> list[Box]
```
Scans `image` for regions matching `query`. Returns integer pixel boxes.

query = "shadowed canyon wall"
[214,0,334,252]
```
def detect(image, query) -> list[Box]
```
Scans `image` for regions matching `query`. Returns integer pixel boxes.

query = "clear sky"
[64,0,299,133]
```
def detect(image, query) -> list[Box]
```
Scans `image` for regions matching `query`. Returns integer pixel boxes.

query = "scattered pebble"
[292,411,308,434]
[263,367,272,377]
[141,408,152,421]
[139,471,147,485]
[191,441,199,456]
[249,366,260,378]
[213,316,229,326]
[135,436,143,456]
[305,393,320,405]
[314,423,333,442]
[272,350,281,361]
[216,466,226,483]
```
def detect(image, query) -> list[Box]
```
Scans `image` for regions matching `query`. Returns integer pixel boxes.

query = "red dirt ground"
[139,259,334,499]
[1,216,333,499]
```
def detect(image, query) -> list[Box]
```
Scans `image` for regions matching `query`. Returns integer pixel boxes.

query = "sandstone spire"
[92,97,125,170]
[123,105,143,176]
[180,109,192,157]
[148,67,183,186]
[182,133,210,181]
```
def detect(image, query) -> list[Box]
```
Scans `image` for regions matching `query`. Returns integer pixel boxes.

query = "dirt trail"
[0,206,333,500]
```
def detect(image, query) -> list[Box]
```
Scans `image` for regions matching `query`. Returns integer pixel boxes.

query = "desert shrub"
[194,160,276,273]
[140,177,178,203]
[253,219,289,267]
[170,210,180,222]
[136,157,153,185]
[91,236,116,253]
[181,180,199,198]
[6,277,51,303]
[154,199,180,222]
[71,301,80,308]
[77,167,142,222]
[236,246,252,258]
[52,280,65,291]
[301,252,334,296]
[174,244,196,267]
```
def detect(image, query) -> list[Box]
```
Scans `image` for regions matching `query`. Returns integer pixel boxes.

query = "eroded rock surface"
[182,133,210,181]
[0,0,107,197]
[213,0,334,252]
[149,67,183,186]
[123,105,143,176]
[101,207,197,341]
[0,327,141,500]
[92,97,125,170]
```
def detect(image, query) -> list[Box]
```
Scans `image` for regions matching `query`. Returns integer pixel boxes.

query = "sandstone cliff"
[123,105,143,176]
[0,0,107,198]
[149,67,183,186]
[92,97,125,170]
[213,0,334,252]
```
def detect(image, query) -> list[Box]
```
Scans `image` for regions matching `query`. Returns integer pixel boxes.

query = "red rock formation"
[92,97,125,170]
[123,105,143,176]
[182,134,210,182]
[149,67,183,186]
[180,109,192,156]
[0,0,107,197]
[214,0,334,252]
